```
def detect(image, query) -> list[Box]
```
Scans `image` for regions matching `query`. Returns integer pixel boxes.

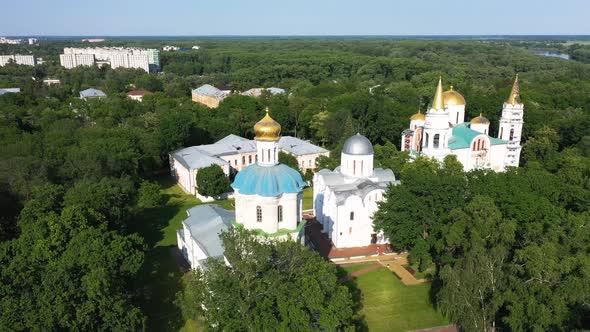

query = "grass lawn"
[302,186,313,210]
[130,177,233,331]
[342,264,448,332]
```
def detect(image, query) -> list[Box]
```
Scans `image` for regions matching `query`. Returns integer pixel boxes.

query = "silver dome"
[342,133,374,155]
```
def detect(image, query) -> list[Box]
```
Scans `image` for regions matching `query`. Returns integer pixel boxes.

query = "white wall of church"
[234,191,301,234]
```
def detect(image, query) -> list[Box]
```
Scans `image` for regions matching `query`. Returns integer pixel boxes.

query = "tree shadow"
[336,265,369,331]
[129,181,190,331]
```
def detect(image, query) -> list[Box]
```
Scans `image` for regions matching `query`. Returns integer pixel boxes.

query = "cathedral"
[313,134,399,248]
[177,109,307,269]
[400,75,524,171]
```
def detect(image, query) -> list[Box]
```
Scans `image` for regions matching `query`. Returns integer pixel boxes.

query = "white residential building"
[0,55,36,66]
[60,47,159,72]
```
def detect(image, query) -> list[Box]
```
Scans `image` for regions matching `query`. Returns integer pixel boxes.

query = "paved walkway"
[337,255,429,286]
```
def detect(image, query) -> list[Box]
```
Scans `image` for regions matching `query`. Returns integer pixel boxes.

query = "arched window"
[242,156,245,165]
[255,155,258,162]
[361,160,364,175]
[277,205,283,223]
[256,206,262,223]
[350,212,354,220]
[472,141,477,150]
[353,160,356,175]
[433,134,440,148]
[500,127,504,139]
[509,129,515,141]
[425,133,430,148]
[267,149,271,161]
[261,150,265,162]
[249,155,252,164]
[456,113,459,124]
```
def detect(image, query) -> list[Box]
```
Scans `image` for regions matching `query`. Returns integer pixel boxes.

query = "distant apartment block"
[191,84,229,108]
[0,37,38,45]
[60,47,160,72]
[0,55,36,66]
[60,53,95,68]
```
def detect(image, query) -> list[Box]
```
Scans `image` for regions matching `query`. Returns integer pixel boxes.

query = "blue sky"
[1,0,589,36]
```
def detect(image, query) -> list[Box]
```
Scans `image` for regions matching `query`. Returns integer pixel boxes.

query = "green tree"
[196,164,230,198]
[176,228,354,331]
[278,151,300,171]
[137,180,165,208]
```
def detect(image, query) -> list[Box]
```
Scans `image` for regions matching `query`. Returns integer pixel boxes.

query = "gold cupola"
[470,113,490,124]
[254,107,281,141]
[443,86,466,106]
[410,109,426,121]
[506,74,521,104]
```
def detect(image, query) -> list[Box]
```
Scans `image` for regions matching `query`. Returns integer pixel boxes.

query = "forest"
[0,38,589,330]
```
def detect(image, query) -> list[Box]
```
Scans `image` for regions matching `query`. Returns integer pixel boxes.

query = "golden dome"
[254,107,281,141]
[470,113,490,125]
[443,86,466,106]
[410,109,425,121]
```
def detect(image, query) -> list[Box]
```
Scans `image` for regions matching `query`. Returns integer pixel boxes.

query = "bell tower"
[422,77,452,161]
[498,75,524,167]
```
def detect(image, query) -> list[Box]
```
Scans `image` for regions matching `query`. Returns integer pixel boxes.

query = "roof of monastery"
[241,87,285,97]
[182,204,234,259]
[316,168,399,205]
[232,163,306,197]
[278,136,328,156]
[192,84,227,98]
[449,123,508,150]
[342,133,374,155]
[0,88,21,95]
[80,88,106,98]
[172,134,327,170]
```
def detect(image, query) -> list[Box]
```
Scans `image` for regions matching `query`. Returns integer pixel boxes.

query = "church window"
[425,133,429,147]
[472,141,476,150]
[256,206,262,222]
[249,155,252,164]
[234,159,237,166]
[261,150,265,162]
[267,149,271,161]
[500,127,504,139]
[277,205,283,222]
[353,160,356,175]
[361,160,364,175]
[309,160,312,167]
[242,156,245,165]
[433,134,440,148]
[456,113,459,124]
[509,129,514,141]
[350,212,354,220]
[255,155,258,162]
[349,227,352,234]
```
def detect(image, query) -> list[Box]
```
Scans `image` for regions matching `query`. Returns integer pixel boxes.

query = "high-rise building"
[0,55,36,66]
[59,47,158,72]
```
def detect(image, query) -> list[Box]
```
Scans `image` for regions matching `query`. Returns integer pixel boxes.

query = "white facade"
[313,134,399,248]
[0,55,35,66]
[60,47,158,72]
[401,76,523,172]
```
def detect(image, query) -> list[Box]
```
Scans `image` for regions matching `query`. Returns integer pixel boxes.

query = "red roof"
[127,90,152,96]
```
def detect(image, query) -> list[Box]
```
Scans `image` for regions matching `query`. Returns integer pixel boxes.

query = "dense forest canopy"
[1,37,589,330]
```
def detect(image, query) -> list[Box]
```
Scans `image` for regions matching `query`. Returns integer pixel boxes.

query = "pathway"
[337,255,429,286]
[338,262,382,283]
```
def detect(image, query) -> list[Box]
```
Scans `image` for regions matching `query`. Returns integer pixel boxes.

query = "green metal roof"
[449,123,507,150]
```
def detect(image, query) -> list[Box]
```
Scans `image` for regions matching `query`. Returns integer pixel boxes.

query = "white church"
[313,134,400,248]
[177,109,307,269]
[400,75,524,171]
